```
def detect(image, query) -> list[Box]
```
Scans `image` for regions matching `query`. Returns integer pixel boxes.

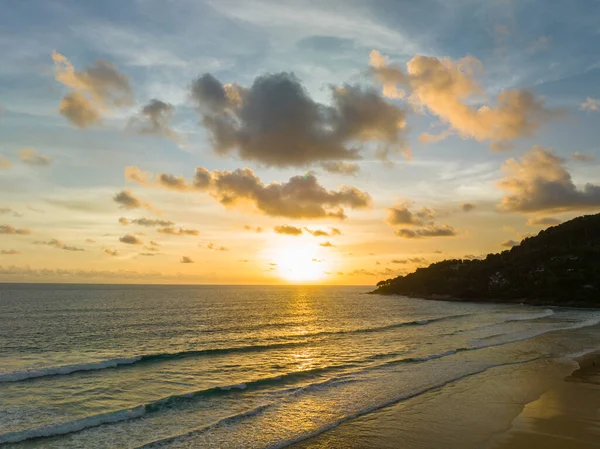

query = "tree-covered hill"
[373,213,600,307]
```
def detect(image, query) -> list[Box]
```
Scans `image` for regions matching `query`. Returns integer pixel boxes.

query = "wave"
[136,356,546,449]
[0,372,356,445]
[504,309,555,322]
[0,407,146,445]
[0,357,143,383]
[0,314,469,384]
[0,342,305,383]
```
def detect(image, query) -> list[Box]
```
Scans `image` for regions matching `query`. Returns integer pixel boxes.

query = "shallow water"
[1,284,599,448]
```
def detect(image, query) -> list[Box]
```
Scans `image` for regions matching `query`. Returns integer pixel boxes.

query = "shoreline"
[370,290,600,309]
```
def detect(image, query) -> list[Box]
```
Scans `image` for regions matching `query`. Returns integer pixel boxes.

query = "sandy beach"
[293,351,600,449]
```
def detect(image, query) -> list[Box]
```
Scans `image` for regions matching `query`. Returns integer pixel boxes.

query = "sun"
[272,245,328,282]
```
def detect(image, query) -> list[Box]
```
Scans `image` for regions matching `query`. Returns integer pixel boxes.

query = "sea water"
[1,284,599,448]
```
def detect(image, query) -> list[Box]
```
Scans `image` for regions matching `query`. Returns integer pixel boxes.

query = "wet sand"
[484,352,600,449]
[292,353,600,449]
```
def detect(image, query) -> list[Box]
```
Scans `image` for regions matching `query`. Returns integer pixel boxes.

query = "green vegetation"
[373,213,600,307]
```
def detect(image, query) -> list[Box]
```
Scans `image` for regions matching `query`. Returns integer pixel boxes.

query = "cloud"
[370,50,560,149]
[348,269,376,276]
[206,242,228,251]
[391,257,428,264]
[119,234,143,245]
[499,146,600,213]
[394,225,456,238]
[127,99,177,138]
[461,202,476,212]
[304,227,341,237]
[157,227,199,236]
[0,225,31,235]
[0,207,22,218]
[0,155,11,169]
[127,167,371,219]
[113,190,155,211]
[119,217,129,225]
[274,225,303,236]
[500,239,519,248]
[103,248,119,256]
[1,249,20,255]
[244,225,263,233]
[527,217,562,227]
[190,72,409,167]
[148,240,160,247]
[180,256,194,263]
[34,239,84,251]
[571,152,595,162]
[52,51,134,128]
[580,98,599,112]
[319,241,335,247]
[386,205,435,226]
[131,218,175,227]
[320,161,360,175]
[18,148,52,166]
[139,252,162,256]
[85,238,96,243]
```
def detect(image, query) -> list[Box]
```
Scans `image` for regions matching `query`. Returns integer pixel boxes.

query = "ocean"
[1,284,600,448]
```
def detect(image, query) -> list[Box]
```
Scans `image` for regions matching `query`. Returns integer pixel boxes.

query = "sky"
[1,0,599,285]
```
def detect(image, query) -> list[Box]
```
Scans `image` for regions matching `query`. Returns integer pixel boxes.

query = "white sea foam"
[0,357,142,383]
[0,407,146,444]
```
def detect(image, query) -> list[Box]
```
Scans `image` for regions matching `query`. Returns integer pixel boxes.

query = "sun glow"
[273,245,328,282]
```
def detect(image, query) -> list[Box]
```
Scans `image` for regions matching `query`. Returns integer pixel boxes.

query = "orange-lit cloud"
[370,50,560,149]
[580,97,599,112]
[527,217,561,226]
[18,148,52,166]
[113,189,156,211]
[499,146,600,212]
[119,234,143,245]
[34,239,85,251]
[0,225,31,235]
[126,166,372,219]
[157,227,199,236]
[386,204,456,238]
[52,51,134,128]
[0,155,12,169]
[180,256,194,263]
[274,225,303,236]
[320,161,360,175]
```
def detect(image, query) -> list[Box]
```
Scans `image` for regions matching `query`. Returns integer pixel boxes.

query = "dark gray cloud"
[119,234,143,245]
[527,217,562,226]
[387,204,456,239]
[274,225,303,236]
[461,202,476,212]
[499,146,600,213]
[386,205,435,226]
[190,72,409,167]
[0,225,31,235]
[34,239,84,251]
[127,167,371,220]
[128,99,176,138]
[18,149,52,166]
[157,227,199,236]
[113,190,155,211]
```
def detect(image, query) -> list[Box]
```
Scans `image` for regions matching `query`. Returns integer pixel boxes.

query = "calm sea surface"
[1,284,600,448]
